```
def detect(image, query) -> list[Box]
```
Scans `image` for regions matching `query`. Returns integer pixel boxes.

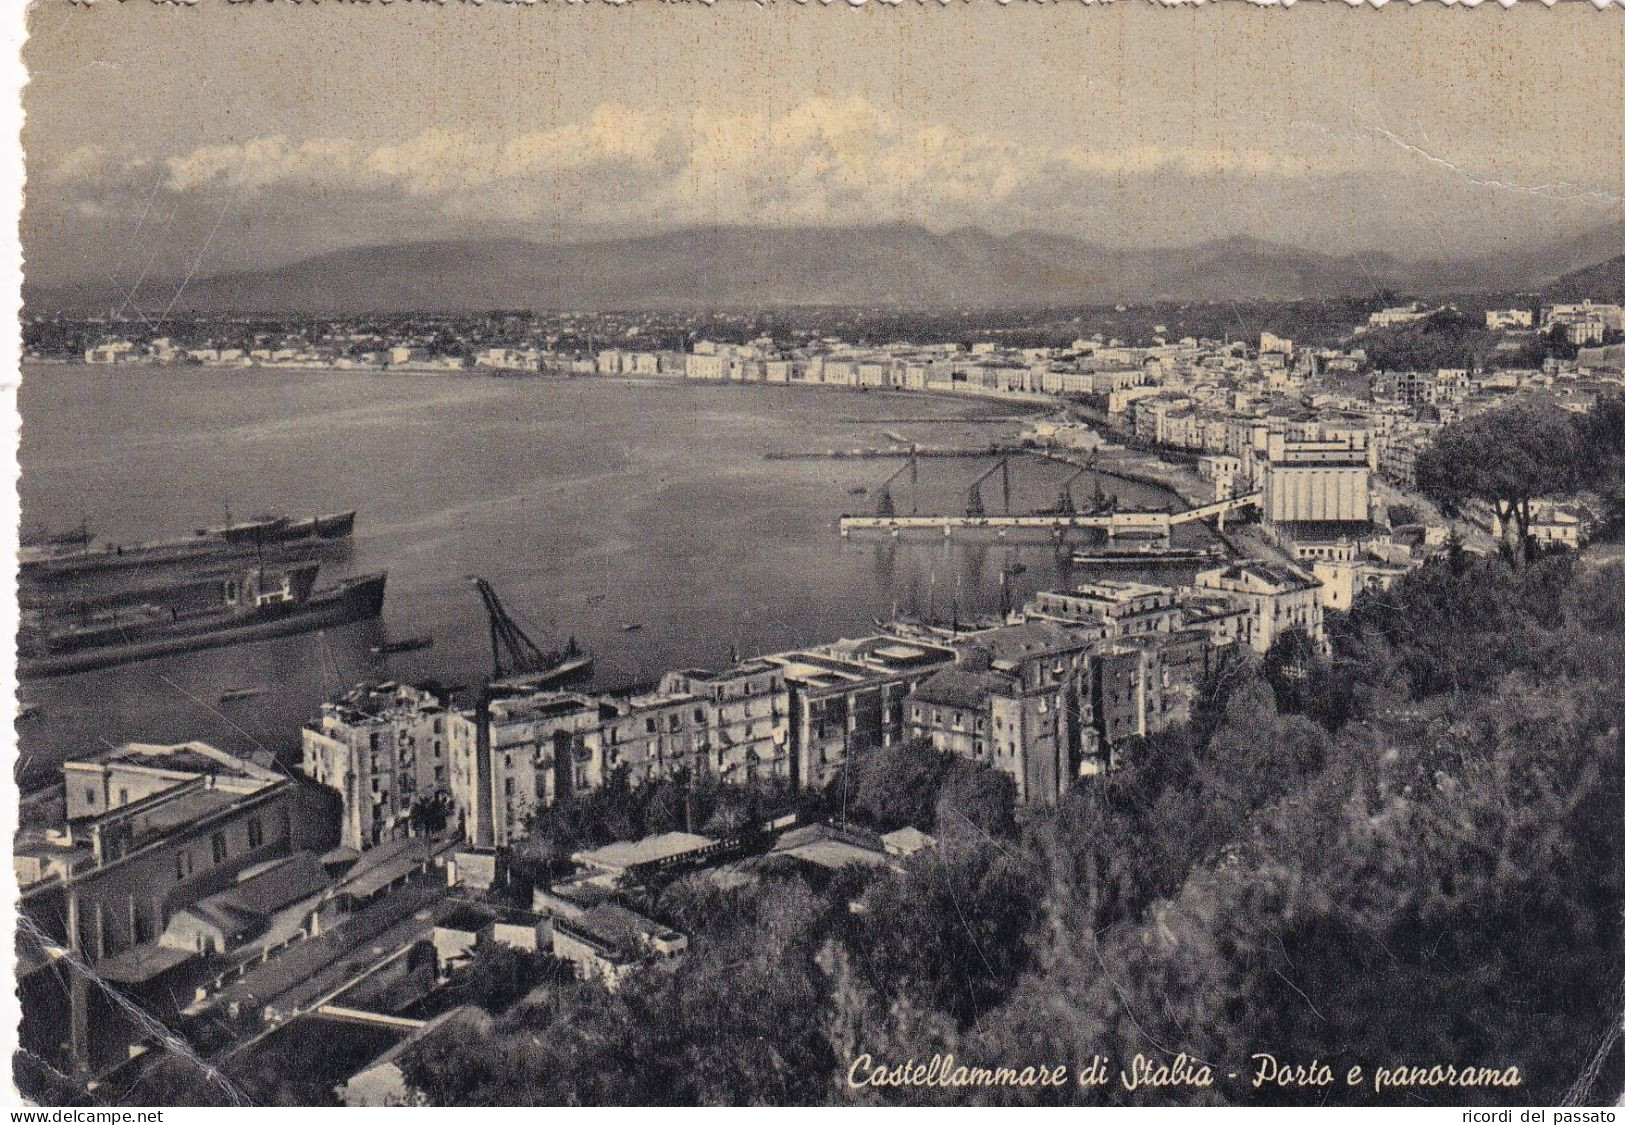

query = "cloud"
[51,95,1348,228]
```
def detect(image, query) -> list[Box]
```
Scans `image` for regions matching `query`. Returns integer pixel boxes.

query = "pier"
[839,493,1261,541]
[765,443,1016,461]
[839,447,1261,541]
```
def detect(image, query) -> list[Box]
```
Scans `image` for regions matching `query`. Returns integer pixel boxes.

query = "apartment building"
[763,634,957,789]
[301,682,452,851]
[1194,561,1325,653]
[909,622,1101,805]
[448,691,605,849]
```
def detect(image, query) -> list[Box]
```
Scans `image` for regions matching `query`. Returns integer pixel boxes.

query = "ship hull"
[1070,548,1225,565]
[490,654,595,692]
[20,510,357,583]
[20,573,387,679]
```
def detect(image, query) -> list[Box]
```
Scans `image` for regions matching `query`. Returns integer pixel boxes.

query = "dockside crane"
[1053,462,1094,516]
[874,451,920,518]
[469,576,578,681]
[965,456,1012,518]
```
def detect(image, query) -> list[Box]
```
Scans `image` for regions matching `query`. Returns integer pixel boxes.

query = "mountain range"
[28,221,1625,315]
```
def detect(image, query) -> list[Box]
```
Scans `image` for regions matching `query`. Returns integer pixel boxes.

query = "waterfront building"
[1194,561,1325,653]
[684,353,728,381]
[18,742,328,963]
[1025,581,1181,641]
[16,742,334,1071]
[658,661,792,783]
[301,682,452,851]
[1087,631,1212,765]
[1198,454,1245,499]
[448,690,604,849]
[1258,430,1372,526]
[762,634,957,790]
[909,621,1101,805]
[596,682,714,787]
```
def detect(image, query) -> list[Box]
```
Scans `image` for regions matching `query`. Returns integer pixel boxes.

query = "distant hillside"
[1544,253,1625,301]
[24,221,1625,315]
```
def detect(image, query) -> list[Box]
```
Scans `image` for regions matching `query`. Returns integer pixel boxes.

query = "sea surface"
[15,364,1197,789]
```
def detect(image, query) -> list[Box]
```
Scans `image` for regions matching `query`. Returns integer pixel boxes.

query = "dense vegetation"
[1356,309,1571,373]
[384,540,1624,1106]
[1418,392,1625,555]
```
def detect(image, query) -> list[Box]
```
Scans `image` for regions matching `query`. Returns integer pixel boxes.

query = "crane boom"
[966,456,1012,517]
[470,577,569,680]
[874,451,920,517]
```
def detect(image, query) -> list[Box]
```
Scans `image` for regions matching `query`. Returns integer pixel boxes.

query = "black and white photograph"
[7,0,1625,1110]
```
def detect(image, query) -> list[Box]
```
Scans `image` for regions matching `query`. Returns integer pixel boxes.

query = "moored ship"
[19,508,357,583]
[19,564,387,678]
[1071,543,1227,566]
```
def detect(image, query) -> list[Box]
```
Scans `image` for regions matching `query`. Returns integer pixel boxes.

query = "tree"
[409,790,453,837]
[1575,391,1625,537]
[1415,402,1584,564]
[454,944,549,1014]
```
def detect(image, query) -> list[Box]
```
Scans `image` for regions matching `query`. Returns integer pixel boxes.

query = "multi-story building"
[1198,454,1245,499]
[1311,557,1416,611]
[659,661,791,783]
[596,682,713,787]
[763,634,957,789]
[1543,301,1624,333]
[1088,629,1216,765]
[1377,423,1439,490]
[16,742,333,1070]
[1194,561,1325,653]
[448,691,605,849]
[20,742,325,960]
[1025,581,1182,640]
[1258,430,1372,526]
[445,662,789,848]
[301,682,452,851]
[684,353,728,381]
[908,621,1102,804]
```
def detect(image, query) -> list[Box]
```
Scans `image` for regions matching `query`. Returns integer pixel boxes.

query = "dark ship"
[18,563,387,678]
[19,509,356,583]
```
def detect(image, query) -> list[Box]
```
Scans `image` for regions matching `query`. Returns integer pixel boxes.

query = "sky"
[20,0,1625,289]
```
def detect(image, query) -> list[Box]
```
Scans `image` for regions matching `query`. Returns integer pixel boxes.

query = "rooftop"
[968,620,1095,667]
[178,852,330,933]
[489,692,596,724]
[557,903,683,958]
[66,740,283,787]
[96,942,196,986]
[322,682,446,726]
[771,824,892,871]
[1197,561,1319,593]
[572,831,717,874]
[911,667,1011,711]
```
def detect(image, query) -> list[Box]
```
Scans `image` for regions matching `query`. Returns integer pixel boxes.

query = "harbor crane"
[1053,463,1092,516]
[874,451,920,518]
[965,456,1013,519]
[468,576,580,681]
